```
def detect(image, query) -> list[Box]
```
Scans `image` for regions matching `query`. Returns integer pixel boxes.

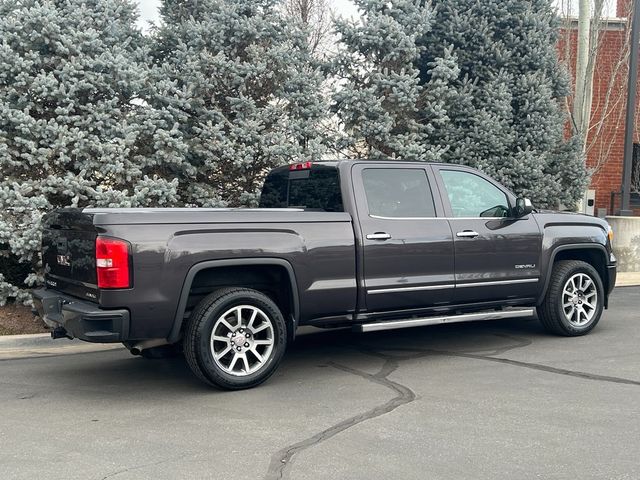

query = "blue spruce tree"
[417,0,586,208]
[333,0,447,161]
[0,0,175,303]
[151,0,328,207]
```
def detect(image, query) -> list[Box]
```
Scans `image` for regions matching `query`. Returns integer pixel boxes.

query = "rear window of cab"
[259,165,343,212]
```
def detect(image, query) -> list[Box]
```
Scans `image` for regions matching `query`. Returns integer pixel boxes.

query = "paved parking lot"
[1,287,639,480]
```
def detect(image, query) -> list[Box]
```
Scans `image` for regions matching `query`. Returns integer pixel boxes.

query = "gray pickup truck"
[32,160,617,389]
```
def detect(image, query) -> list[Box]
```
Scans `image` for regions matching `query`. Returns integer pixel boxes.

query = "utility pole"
[621,0,640,215]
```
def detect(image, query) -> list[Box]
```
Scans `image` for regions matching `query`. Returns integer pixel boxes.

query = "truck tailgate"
[42,209,99,302]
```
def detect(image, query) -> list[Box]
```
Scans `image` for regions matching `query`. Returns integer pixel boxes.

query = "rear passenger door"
[352,164,455,313]
[433,166,542,304]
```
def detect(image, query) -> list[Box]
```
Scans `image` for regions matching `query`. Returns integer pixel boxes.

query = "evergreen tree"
[333,0,445,161]
[417,0,586,208]
[151,0,328,207]
[0,0,174,303]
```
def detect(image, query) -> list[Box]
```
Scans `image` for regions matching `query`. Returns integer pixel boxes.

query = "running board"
[354,308,535,333]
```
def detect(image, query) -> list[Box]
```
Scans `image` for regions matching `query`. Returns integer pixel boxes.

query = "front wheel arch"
[537,260,604,336]
[538,244,609,307]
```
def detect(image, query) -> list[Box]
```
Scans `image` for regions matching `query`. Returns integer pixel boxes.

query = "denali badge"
[515,264,536,269]
[56,254,71,266]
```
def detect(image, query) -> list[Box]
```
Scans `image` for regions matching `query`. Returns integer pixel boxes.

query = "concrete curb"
[0,333,124,359]
[616,272,640,287]
[0,333,51,344]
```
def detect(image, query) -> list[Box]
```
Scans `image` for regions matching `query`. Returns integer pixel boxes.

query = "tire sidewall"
[553,263,604,335]
[195,291,287,388]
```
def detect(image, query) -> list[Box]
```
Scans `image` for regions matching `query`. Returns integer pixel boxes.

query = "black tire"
[183,287,287,390]
[537,260,604,336]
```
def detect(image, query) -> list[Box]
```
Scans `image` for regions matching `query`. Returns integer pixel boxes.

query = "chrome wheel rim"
[210,305,275,376]
[562,273,598,327]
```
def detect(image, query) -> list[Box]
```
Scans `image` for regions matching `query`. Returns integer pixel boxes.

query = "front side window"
[440,170,510,218]
[362,168,436,218]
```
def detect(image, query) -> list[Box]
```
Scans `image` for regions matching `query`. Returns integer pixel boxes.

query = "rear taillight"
[96,237,131,289]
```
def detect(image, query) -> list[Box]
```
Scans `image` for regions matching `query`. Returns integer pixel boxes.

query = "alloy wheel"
[210,305,275,376]
[561,273,598,327]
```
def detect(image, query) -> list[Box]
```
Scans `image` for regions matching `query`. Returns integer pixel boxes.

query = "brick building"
[559,0,640,215]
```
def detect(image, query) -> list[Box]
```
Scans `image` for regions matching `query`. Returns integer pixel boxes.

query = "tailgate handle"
[366,232,392,240]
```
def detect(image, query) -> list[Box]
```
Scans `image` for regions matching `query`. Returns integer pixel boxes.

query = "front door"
[352,164,455,313]
[433,166,542,304]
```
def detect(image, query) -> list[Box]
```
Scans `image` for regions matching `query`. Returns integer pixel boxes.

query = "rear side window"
[362,168,436,218]
[259,166,343,212]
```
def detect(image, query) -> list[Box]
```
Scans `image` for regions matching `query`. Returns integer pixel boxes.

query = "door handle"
[366,232,392,240]
[456,230,479,238]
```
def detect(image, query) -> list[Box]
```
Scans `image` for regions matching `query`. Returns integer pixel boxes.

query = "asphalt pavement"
[1,287,639,480]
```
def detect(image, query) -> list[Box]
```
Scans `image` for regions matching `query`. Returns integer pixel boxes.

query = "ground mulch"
[0,304,49,335]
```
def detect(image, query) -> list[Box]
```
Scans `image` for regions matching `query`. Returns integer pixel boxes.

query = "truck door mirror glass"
[480,205,510,218]
[514,197,534,217]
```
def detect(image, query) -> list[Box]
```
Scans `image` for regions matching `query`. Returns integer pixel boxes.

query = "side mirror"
[514,197,533,217]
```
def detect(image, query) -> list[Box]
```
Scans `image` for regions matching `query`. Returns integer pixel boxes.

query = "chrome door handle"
[456,230,479,238]
[366,232,392,240]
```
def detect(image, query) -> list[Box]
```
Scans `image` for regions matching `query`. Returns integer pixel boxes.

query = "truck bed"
[41,207,357,340]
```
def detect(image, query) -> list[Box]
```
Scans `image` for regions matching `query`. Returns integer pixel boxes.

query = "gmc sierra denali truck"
[32,161,617,389]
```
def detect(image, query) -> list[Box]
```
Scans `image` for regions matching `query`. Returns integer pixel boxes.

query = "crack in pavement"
[100,454,188,479]
[484,333,533,356]
[262,336,529,480]
[264,332,639,479]
[430,349,640,386]
[263,335,532,480]
[264,349,418,480]
[386,333,640,387]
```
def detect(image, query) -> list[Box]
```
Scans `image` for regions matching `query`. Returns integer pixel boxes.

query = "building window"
[632,143,640,195]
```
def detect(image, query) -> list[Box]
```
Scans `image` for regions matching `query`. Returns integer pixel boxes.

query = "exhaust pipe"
[129,338,169,356]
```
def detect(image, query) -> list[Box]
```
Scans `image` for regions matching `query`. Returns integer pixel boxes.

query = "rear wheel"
[183,288,287,390]
[537,260,604,336]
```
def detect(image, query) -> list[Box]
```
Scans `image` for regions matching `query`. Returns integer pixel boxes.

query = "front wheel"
[183,288,287,390]
[537,260,604,336]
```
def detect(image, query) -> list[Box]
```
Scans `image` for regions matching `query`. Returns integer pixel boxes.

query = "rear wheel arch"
[168,258,299,343]
[539,244,609,306]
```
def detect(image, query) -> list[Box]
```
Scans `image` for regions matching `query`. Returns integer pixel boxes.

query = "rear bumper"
[31,288,129,343]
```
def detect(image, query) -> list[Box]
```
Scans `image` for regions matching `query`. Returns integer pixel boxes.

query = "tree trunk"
[573,0,591,147]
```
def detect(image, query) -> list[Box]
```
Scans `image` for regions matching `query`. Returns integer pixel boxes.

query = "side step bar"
[354,308,535,333]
